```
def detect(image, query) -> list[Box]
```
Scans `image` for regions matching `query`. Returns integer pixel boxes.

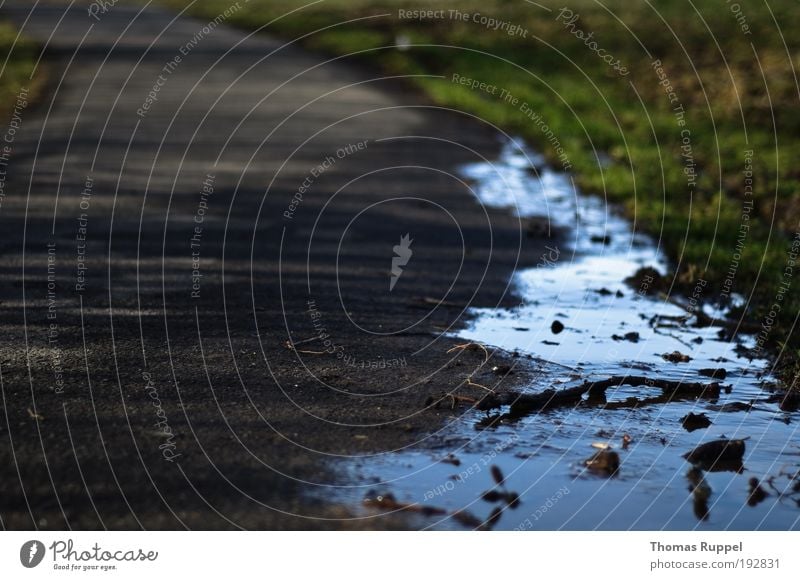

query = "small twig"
[285,337,343,356]
[466,377,495,393]
[447,342,490,365]
[425,392,478,410]
[652,326,694,349]
[289,336,320,347]
[658,293,761,332]
[27,407,44,421]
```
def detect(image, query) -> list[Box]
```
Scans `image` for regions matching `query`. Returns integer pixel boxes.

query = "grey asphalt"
[0,1,553,529]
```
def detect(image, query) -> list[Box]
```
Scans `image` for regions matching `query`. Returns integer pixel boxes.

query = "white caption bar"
[1,531,797,578]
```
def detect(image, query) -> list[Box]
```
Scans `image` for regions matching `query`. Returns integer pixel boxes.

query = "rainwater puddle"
[344,138,800,530]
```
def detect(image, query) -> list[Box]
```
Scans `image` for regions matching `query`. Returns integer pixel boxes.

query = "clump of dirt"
[584,446,620,476]
[612,331,640,343]
[681,412,712,432]
[624,266,668,295]
[699,367,728,379]
[684,438,746,467]
[662,350,692,363]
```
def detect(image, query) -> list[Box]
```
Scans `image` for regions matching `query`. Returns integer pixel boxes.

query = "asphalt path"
[0,1,554,529]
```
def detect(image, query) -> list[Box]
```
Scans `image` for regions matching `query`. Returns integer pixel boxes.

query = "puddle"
[344,138,800,530]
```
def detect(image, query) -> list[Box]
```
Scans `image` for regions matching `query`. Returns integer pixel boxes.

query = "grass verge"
[0,21,40,119]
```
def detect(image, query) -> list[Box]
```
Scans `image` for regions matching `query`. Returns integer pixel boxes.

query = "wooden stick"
[585,375,721,398]
[507,375,721,415]
[508,384,592,414]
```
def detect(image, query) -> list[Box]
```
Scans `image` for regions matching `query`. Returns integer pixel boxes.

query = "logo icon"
[20,540,45,568]
[390,233,413,291]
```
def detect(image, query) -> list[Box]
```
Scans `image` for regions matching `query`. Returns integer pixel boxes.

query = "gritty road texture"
[0,1,556,529]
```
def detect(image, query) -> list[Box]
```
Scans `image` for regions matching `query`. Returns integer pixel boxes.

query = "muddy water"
[346,138,800,530]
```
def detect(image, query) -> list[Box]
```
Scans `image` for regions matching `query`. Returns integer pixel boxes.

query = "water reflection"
[344,138,799,530]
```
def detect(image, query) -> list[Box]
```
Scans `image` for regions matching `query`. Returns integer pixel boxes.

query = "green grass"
[0,21,40,119]
[161,0,800,381]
